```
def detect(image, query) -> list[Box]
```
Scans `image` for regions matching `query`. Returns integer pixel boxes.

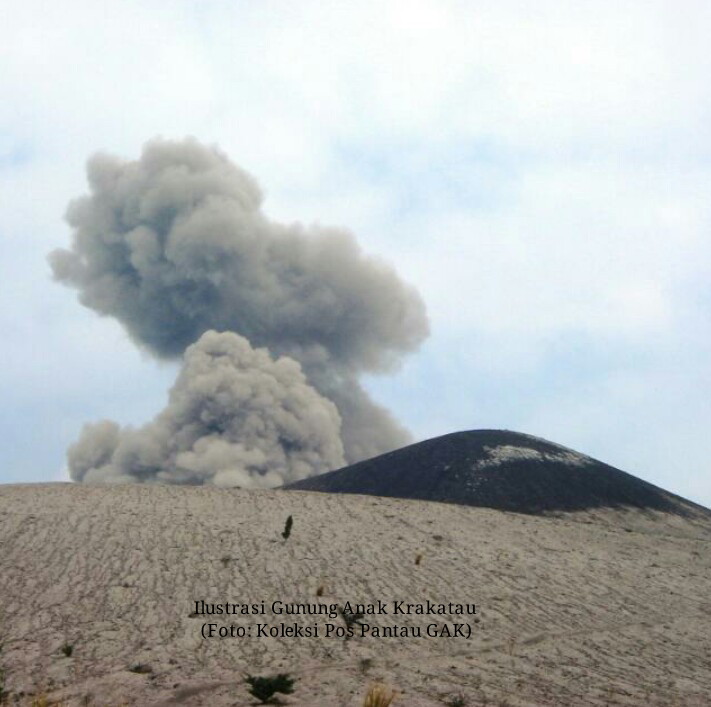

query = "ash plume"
[68,331,345,486]
[50,137,428,484]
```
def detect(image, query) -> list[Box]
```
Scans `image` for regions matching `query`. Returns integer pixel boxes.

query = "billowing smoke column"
[67,331,345,487]
[50,137,428,486]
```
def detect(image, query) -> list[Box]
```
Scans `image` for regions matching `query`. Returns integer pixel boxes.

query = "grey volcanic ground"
[285,430,708,516]
[1,479,711,706]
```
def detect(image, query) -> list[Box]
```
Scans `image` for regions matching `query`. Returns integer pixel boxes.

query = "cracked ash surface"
[1,483,711,705]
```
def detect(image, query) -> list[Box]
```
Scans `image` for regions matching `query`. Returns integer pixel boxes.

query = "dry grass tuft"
[363,683,398,706]
[29,696,66,707]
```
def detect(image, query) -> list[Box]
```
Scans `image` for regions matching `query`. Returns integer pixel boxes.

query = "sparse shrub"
[244,673,295,704]
[363,683,397,706]
[444,694,467,707]
[0,666,5,703]
[359,657,373,674]
[415,553,423,565]
[61,642,74,658]
[128,663,152,674]
[281,515,293,540]
[315,584,325,597]
[340,607,365,635]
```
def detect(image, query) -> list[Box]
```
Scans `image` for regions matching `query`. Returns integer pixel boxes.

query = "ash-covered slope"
[2,482,711,706]
[285,429,709,516]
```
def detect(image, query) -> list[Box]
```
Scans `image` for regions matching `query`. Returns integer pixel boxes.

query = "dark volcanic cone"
[284,429,710,516]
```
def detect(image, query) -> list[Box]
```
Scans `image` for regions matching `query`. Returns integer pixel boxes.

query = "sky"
[2,0,710,505]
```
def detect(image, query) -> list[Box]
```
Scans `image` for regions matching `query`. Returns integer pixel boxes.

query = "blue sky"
[2,0,711,505]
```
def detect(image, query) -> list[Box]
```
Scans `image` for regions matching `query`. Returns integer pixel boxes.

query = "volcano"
[284,429,709,516]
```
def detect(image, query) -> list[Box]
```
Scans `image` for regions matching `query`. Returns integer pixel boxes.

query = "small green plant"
[281,515,293,540]
[444,694,467,707]
[61,642,74,657]
[244,673,295,704]
[0,666,5,703]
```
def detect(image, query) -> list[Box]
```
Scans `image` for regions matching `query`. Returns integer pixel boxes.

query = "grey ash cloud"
[50,138,428,485]
[67,331,345,487]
